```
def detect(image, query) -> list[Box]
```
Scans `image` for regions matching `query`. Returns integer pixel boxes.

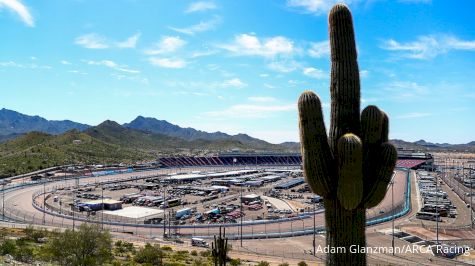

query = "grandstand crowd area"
[158,154,302,167]
[158,152,433,170]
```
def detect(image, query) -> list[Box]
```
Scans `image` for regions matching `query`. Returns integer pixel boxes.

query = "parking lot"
[45,167,321,226]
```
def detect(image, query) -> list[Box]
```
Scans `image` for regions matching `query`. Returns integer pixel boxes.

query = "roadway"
[2,168,408,240]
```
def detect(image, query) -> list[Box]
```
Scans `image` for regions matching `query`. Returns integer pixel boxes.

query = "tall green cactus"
[298,4,397,266]
[211,227,228,266]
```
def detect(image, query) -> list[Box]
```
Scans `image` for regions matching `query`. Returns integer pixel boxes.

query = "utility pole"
[101,184,104,230]
[240,181,243,247]
[1,181,6,222]
[392,175,395,255]
[436,170,439,245]
[471,165,474,228]
[43,179,46,225]
[313,200,316,256]
[163,187,166,239]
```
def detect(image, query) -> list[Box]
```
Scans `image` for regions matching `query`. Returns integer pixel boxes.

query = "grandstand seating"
[158,153,432,169]
[158,155,302,167]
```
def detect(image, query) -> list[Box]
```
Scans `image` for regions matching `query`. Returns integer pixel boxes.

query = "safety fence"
[3,167,412,240]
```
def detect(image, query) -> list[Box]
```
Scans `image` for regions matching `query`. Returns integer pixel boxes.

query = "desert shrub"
[134,243,163,265]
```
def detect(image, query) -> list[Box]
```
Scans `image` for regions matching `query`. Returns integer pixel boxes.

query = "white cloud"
[303,67,326,79]
[395,112,432,119]
[222,78,247,88]
[308,40,330,58]
[75,33,109,49]
[169,16,221,35]
[220,34,294,57]
[148,58,187,68]
[267,60,299,73]
[286,0,352,15]
[185,1,217,13]
[60,60,71,65]
[398,0,431,3]
[111,73,149,84]
[259,73,269,78]
[205,103,296,119]
[0,0,34,27]
[191,50,217,58]
[84,60,140,73]
[75,33,140,49]
[264,83,275,89]
[0,61,51,69]
[287,0,429,15]
[360,70,369,78]
[248,96,277,102]
[116,33,141,48]
[144,36,186,55]
[68,70,87,75]
[381,35,475,59]
[383,81,428,101]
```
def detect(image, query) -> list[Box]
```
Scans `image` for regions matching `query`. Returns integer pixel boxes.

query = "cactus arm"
[360,105,385,192]
[360,106,384,146]
[363,143,398,208]
[336,133,364,210]
[298,91,335,197]
[328,4,361,151]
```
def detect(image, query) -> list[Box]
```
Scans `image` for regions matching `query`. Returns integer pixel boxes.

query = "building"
[241,194,261,204]
[81,199,122,211]
[274,178,305,190]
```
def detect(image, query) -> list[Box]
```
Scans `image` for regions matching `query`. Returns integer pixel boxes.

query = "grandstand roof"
[166,173,207,181]
[274,178,305,189]
[206,170,258,177]
[396,159,428,169]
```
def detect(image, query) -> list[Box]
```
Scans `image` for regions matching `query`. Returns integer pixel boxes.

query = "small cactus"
[211,227,228,266]
[298,4,397,266]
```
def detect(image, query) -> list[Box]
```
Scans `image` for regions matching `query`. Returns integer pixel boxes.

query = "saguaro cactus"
[298,4,397,266]
[211,227,228,266]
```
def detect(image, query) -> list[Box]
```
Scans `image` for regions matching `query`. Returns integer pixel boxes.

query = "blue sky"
[1,0,474,144]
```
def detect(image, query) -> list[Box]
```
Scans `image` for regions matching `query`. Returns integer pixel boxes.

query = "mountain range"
[0,108,89,136]
[0,109,295,177]
[0,109,475,158]
[0,109,286,149]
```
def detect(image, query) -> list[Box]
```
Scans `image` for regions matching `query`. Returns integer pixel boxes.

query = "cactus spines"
[297,3,397,266]
[211,227,228,266]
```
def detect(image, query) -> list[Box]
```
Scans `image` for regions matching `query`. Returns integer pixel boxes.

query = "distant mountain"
[124,116,282,150]
[88,120,290,152]
[0,129,152,177]
[84,120,190,150]
[391,139,475,152]
[0,108,90,141]
[279,142,300,150]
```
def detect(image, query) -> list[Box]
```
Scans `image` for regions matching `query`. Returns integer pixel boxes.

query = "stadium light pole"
[101,184,104,230]
[2,181,6,222]
[391,175,395,256]
[436,170,439,245]
[163,187,166,239]
[471,165,474,229]
[313,200,316,256]
[43,178,46,225]
[240,183,243,247]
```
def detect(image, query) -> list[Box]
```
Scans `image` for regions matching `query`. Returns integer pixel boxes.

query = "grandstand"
[158,151,433,170]
[158,153,302,167]
[396,151,434,170]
